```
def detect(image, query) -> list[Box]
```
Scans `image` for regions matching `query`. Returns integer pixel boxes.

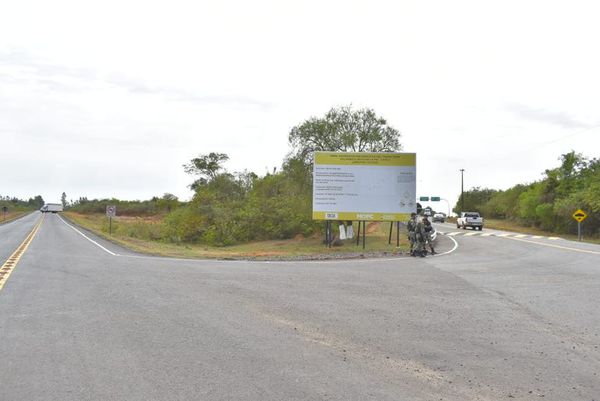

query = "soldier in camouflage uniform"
[415,216,427,257]
[407,213,417,256]
[422,216,436,255]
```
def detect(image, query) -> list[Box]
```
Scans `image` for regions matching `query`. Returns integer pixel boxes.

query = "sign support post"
[388,221,401,247]
[106,205,117,236]
[362,221,366,249]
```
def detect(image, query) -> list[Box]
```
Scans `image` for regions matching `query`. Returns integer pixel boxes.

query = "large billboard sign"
[312,152,416,221]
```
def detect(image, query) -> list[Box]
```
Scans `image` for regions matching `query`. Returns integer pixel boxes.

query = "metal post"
[460,169,465,213]
[441,198,451,217]
[109,217,112,236]
[396,221,400,247]
[578,221,581,241]
[356,221,361,246]
[388,222,393,244]
[362,221,366,249]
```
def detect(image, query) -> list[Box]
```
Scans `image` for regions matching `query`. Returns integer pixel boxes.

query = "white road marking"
[481,233,494,237]
[464,232,479,236]
[446,232,462,236]
[548,237,561,240]
[57,215,119,256]
[501,236,600,255]
[496,234,511,237]
[532,235,543,239]
[514,234,528,238]
[433,234,459,257]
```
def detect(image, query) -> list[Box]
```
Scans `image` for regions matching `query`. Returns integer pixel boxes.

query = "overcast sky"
[1,0,599,212]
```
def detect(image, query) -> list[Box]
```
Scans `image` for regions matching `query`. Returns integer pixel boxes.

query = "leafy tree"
[453,187,497,215]
[183,152,229,190]
[156,193,179,213]
[33,195,44,208]
[288,105,402,165]
[61,192,67,208]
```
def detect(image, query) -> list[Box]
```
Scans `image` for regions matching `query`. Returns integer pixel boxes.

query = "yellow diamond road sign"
[572,209,587,223]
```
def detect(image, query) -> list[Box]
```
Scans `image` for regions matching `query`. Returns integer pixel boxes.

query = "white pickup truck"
[457,212,483,230]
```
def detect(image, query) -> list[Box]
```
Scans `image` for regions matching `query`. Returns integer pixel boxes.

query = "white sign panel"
[106,205,117,218]
[312,152,416,221]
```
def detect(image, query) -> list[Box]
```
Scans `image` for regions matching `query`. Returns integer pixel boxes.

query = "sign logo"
[572,209,587,223]
[106,205,117,218]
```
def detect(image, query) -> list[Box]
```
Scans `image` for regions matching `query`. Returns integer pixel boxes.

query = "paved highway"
[1,213,599,400]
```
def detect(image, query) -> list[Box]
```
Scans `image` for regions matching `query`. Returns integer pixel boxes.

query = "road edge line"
[57,214,119,256]
[433,234,459,257]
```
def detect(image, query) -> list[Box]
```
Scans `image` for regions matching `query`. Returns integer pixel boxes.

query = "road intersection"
[1,213,599,400]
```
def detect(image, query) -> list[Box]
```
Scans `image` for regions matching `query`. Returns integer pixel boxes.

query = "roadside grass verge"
[0,211,32,225]
[63,212,410,259]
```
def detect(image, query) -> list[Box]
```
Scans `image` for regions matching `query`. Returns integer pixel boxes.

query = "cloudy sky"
[1,0,599,212]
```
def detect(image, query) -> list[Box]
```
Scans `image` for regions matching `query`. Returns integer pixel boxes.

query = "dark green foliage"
[288,105,402,165]
[0,195,42,212]
[183,152,230,190]
[454,152,600,237]
[168,162,318,246]
[69,195,182,216]
[453,187,498,215]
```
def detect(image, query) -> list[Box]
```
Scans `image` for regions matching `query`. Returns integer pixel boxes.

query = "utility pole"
[460,169,465,212]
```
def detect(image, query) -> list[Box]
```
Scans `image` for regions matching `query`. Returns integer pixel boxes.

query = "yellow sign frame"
[572,209,587,223]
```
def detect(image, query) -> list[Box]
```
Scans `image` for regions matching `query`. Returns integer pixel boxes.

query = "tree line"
[0,195,45,211]
[65,106,598,244]
[454,152,599,237]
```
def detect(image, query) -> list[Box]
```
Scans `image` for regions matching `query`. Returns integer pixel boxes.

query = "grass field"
[63,212,410,259]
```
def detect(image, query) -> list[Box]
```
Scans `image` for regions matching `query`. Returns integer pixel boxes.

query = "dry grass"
[0,211,31,225]
[64,212,410,259]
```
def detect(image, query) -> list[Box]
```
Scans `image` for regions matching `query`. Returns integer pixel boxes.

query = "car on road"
[432,213,445,223]
[457,212,483,230]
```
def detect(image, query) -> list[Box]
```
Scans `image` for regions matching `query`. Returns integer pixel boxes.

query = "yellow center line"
[0,215,45,291]
[500,234,600,255]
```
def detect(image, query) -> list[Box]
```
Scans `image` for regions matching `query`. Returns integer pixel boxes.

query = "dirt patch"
[114,215,163,223]
[246,251,286,257]
[366,221,381,234]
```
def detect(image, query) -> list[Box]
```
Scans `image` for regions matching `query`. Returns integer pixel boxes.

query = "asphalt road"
[1,213,599,401]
